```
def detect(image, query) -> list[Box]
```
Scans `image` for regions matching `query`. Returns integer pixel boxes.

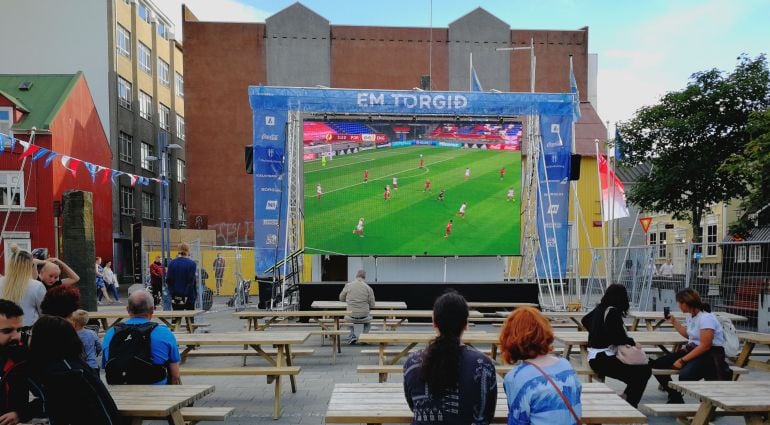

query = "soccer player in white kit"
[457,202,467,218]
[464,167,470,180]
[353,217,364,237]
[507,188,515,202]
[316,183,323,200]
[392,176,398,190]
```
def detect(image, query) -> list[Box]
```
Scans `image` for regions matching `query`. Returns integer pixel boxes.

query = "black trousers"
[649,347,732,398]
[589,352,652,407]
[150,279,163,306]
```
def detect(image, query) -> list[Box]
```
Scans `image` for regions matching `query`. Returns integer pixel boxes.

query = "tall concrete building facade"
[0,0,186,278]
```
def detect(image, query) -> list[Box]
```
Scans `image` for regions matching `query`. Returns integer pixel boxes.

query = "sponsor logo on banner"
[262,219,279,226]
[266,234,278,246]
[392,141,412,147]
[303,153,317,161]
[254,173,279,178]
[361,134,376,142]
[265,116,275,126]
[265,200,278,210]
[438,142,462,148]
[260,187,282,193]
[261,134,279,141]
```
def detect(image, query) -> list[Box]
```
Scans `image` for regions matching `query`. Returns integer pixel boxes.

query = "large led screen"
[303,119,522,256]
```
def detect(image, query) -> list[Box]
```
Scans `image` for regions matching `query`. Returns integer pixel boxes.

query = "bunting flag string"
[0,131,167,188]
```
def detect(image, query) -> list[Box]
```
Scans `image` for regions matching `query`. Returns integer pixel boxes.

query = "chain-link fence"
[566,240,770,331]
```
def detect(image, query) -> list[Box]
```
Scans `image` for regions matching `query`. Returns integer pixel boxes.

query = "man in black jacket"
[0,300,32,425]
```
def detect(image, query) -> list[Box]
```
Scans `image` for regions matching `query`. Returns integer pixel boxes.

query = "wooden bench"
[357,364,404,382]
[180,406,234,424]
[641,403,736,417]
[310,330,349,363]
[186,348,314,358]
[180,366,300,420]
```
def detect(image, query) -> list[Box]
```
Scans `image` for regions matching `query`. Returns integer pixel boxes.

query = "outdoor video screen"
[303,119,522,256]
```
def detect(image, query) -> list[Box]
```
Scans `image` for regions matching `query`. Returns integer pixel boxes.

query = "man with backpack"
[102,291,181,385]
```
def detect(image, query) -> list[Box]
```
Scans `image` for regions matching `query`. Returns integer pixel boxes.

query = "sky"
[155,0,770,129]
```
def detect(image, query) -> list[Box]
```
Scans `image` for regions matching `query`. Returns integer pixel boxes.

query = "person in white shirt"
[392,177,398,190]
[457,202,467,218]
[464,168,470,180]
[316,183,323,200]
[0,247,46,327]
[658,260,674,277]
[352,218,365,237]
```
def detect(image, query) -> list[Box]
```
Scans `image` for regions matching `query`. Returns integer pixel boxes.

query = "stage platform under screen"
[297,281,539,312]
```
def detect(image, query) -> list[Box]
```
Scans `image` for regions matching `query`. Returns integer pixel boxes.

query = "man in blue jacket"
[166,243,197,310]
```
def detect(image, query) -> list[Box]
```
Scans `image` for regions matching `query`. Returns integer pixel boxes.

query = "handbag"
[524,360,581,424]
[604,307,648,365]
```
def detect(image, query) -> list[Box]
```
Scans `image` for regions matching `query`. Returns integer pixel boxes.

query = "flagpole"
[606,129,614,285]
[469,52,473,91]
[595,139,610,287]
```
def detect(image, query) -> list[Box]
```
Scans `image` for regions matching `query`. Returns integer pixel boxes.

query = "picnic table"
[628,310,748,331]
[542,311,588,330]
[311,300,407,310]
[468,302,538,310]
[358,331,501,365]
[110,384,214,425]
[669,380,770,425]
[735,332,770,376]
[553,331,687,367]
[235,310,349,331]
[175,331,310,419]
[325,382,647,424]
[369,309,483,330]
[91,310,203,332]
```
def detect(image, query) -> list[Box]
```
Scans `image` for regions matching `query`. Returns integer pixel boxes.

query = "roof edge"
[40,72,82,130]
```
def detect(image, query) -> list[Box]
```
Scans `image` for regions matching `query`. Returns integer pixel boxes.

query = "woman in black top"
[403,291,497,425]
[581,284,651,407]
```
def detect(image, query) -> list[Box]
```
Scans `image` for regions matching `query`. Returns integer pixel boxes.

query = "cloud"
[596,0,754,128]
[153,0,271,39]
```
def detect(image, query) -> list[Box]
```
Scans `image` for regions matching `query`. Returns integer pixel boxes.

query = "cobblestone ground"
[97,297,767,425]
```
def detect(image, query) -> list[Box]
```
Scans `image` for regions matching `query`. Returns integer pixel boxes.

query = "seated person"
[339,270,375,345]
[0,300,35,424]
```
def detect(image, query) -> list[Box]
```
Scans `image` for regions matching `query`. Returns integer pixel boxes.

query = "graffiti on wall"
[209,221,255,247]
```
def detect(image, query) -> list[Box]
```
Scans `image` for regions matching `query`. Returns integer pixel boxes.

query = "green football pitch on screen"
[304,145,521,256]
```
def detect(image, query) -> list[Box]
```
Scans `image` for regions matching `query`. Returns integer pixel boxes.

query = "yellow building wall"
[147,249,258,296]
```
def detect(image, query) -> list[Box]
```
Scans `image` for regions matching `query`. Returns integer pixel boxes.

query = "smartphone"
[663,306,671,319]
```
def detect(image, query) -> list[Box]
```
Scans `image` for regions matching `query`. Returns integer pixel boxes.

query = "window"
[118,132,133,163]
[657,231,667,259]
[749,245,761,263]
[137,2,151,23]
[141,192,155,220]
[120,186,134,216]
[177,202,186,227]
[175,72,184,97]
[158,103,170,130]
[116,25,131,58]
[0,172,24,208]
[138,91,152,120]
[705,224,718,256]
[698,263,718,278]
[176,114,185,140]
[141,142,155,171]
[117,77,132,109]
[736,245,747,263]
[158,59,170,86]
[649,232,656,246]
[176,159,185,183]
[138,42,152,75]
[0,107,12,138]
[157,21,167,39]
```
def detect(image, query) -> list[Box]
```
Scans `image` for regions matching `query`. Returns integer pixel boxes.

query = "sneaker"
[666,395,684,404]
[347,337,358,345]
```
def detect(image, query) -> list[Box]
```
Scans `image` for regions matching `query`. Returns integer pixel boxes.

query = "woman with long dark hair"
[650,288,732,404]
[403,291,497,425]
[28,315,121,424]
[581,284,651,407]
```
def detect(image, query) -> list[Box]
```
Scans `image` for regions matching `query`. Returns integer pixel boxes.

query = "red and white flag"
[598,154,629,221]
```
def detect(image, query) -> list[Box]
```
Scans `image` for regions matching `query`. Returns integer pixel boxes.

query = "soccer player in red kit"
[384,185,391,201]
[363,169,369,183]
[443,219,453,238]
[424,179,431,192]
[419,154,425,169]
[500,167,505,180]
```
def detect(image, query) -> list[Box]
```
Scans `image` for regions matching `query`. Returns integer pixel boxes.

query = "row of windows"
[736,245,762,263]
[119,131,185,182]
[120,185,186,226]
[117,78,184,138]
[115,25,183,96]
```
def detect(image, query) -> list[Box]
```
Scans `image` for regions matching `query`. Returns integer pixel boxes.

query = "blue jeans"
[345,315,372,341]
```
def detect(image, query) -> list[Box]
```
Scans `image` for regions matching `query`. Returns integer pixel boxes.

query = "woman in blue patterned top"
[499,307,582,425]
[403,290,497,425]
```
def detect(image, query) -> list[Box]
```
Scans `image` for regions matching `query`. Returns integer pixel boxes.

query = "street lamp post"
[146,132,181,311]
[495,37,535,93]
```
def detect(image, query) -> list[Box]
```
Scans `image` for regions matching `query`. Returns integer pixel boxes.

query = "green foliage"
[618,55,770,240]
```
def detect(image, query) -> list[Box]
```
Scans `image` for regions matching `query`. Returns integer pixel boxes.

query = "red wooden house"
[0,72,111,272]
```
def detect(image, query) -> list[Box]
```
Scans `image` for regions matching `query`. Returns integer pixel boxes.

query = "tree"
[618,54,770,243]
[723,108,770,236]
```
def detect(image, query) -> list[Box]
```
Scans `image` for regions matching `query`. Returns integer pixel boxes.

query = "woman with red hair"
[499,307,582,425]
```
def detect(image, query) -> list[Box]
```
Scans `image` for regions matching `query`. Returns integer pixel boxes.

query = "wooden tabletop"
[467,302,539,309]
[90,310,203,319]
[628,311,748,322]
[738,331,770,345]
[369,310,483,318]
[176,331,311,346]
[326,383,647,424]
[358,331,499,345]
[542,311,588,319]
[109,384,214,417]
[235,310,350,318]
[311,301,407,310]
[554,331,687,346]
[669,381,770,411]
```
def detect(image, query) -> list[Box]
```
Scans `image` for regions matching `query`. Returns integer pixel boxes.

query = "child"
[71,309,102,373]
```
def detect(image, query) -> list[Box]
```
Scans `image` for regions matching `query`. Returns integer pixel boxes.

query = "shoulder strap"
[523,360,580,424]
[603,305,613,322]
